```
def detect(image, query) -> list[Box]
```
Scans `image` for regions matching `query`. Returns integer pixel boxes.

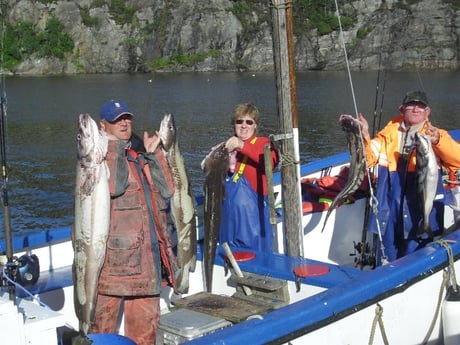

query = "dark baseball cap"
[402,91,429,106]
[100,100,134,122]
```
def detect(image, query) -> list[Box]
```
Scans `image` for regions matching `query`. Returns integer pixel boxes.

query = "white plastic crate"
[156,308,231,345]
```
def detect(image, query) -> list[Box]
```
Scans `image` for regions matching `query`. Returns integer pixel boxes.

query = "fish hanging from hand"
[201,142,229,292]
[73,113,110,336]
[159,113,197,294]
[322,114,368,232]
[414,131,438,237]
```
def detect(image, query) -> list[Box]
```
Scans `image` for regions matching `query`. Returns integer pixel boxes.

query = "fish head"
[77,114,96,159]
[77,113,107,164]
[339,114,361,134]
[202,142,229,175]
[159,113,176,151]
[414,131,431,156]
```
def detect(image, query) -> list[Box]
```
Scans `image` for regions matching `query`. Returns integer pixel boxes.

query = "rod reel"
[1,253,40,288]
[350,241,376,269]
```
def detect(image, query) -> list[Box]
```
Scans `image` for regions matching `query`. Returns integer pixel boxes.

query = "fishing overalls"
[93,140,177,345]
[364,116,460,264]
[219,136,279,252]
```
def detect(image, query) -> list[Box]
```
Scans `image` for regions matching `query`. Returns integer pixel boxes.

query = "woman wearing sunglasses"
[218,102,280,252]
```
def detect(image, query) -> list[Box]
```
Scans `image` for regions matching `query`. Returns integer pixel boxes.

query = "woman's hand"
[225,136,243,152]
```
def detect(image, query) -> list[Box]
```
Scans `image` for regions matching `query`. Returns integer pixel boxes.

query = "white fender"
[442,286,460,345]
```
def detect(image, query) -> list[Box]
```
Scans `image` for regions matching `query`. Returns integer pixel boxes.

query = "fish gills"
[322,114,367,232]
[415,132,438,236]
[73,113,110,335]
[201,142,229,292]
[159,113,197,294]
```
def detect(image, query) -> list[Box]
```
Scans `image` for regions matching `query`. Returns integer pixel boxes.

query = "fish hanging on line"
[73,113,110,337]
[322,114,368,232]
[159,113,197,294]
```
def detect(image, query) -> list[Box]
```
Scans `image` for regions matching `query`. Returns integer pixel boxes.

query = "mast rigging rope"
[333,0,388,264]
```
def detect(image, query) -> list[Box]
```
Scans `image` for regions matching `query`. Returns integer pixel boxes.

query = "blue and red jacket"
[232,135,279,195]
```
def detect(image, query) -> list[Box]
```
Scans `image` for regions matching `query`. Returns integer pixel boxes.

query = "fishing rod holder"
[228,272,289,309]
[222,249,289,308]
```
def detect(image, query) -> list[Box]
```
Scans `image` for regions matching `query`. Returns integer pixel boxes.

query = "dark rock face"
[4,0,460,75]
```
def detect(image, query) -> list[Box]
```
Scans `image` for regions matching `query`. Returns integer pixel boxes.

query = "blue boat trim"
[186,231,460,344]
[214,245,361,289]
[0,226,72,253]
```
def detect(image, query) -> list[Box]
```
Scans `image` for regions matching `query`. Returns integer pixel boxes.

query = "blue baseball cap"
[100,100,134,122]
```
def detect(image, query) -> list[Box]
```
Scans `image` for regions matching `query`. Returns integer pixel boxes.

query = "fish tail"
[175,265,190,294]
[416,220,433,237]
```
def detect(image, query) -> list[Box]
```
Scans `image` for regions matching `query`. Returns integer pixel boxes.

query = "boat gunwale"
[185,231,460,344]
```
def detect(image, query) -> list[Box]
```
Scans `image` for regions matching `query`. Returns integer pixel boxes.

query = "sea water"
[1,70,460,238]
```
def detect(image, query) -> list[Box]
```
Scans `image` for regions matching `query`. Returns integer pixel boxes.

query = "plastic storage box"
[156,308,232,345]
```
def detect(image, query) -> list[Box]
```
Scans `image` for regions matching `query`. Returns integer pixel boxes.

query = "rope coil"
[420,239,457,344]
[281,152,299,167]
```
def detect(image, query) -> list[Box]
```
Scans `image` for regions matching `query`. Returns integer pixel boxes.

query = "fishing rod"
[0,0,17,302]
[371,55,382,137]
[355,55,387,269]
[333,0,381,268]
[0,3,40,299]
[376,76,386,135]
[0,81,16,302]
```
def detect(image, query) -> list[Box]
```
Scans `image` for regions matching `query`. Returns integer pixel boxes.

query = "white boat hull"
[2,131,460,344]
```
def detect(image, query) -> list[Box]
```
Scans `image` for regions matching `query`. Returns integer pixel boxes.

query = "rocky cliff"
[3,0,460,75]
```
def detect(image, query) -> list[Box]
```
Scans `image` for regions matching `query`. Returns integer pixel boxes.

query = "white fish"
[73,113,110,335]
[415,131,438,236]
[159,113,197,294]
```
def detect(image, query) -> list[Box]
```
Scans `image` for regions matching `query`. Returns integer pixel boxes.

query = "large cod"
[73,113,110,335]
[159,113,197,294]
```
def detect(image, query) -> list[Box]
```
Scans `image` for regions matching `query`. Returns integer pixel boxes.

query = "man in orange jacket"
[359,90,460,264]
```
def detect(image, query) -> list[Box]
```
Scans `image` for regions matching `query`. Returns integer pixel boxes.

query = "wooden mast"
[271,0,302,257]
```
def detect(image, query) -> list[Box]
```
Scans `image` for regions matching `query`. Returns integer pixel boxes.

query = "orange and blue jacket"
[364,115,460,174]
[363,115,460,240]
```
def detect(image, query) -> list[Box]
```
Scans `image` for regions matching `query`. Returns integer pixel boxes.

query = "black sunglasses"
[235,119,254,125]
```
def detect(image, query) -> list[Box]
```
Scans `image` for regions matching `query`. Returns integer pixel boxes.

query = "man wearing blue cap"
[358,90,460,265]
[92,100,178,345]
